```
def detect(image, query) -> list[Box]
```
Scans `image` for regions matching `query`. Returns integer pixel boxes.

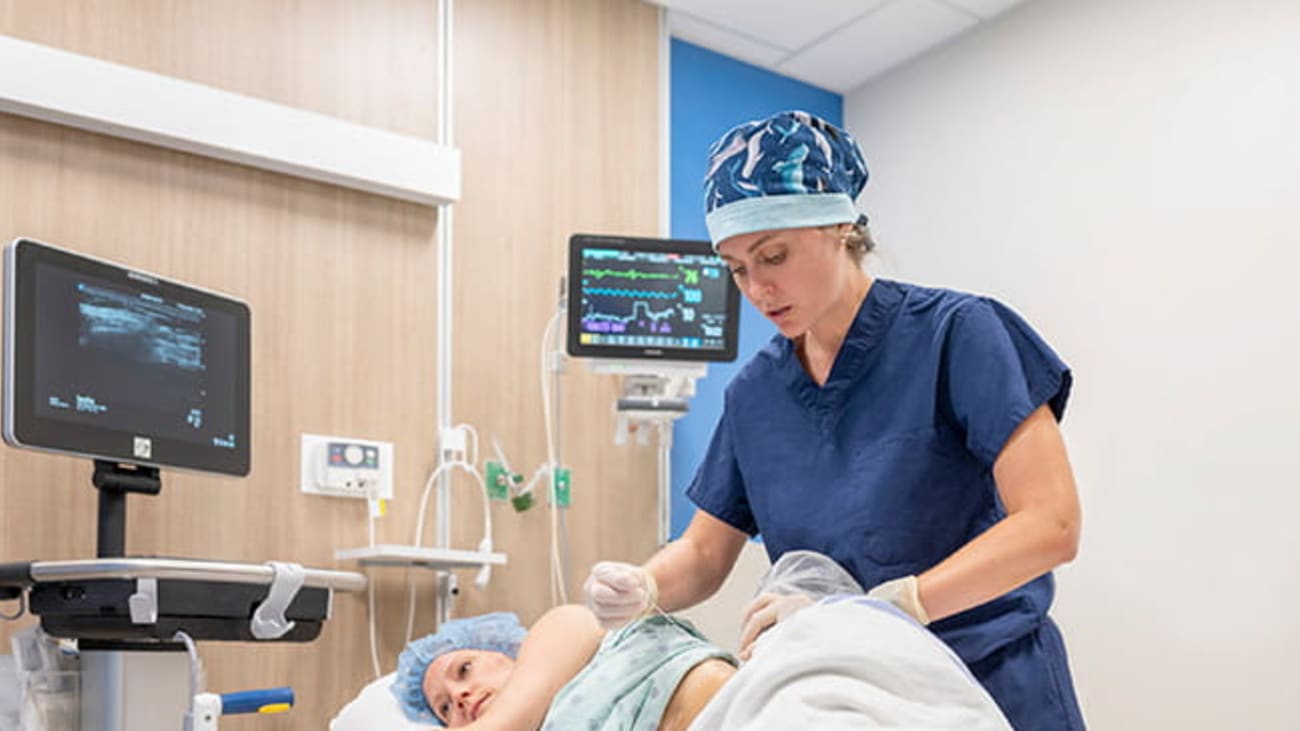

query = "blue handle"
[219,687,294,715]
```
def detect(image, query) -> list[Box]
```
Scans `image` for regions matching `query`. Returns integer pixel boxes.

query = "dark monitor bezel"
[3,238,251,476]
[566,233,740,363]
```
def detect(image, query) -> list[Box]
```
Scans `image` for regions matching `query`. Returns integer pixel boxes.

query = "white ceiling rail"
[0,34,460,206]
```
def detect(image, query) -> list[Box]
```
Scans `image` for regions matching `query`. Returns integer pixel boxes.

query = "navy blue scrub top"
[687,278,1074,672]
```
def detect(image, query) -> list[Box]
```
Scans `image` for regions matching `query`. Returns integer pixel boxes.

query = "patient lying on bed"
[389,607,735,730]
[346,551,1011,730]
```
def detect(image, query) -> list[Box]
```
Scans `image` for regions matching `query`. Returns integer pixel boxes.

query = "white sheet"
[686,597,1011,730]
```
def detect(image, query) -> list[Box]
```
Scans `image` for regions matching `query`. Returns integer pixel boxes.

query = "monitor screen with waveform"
[567,234,740,363]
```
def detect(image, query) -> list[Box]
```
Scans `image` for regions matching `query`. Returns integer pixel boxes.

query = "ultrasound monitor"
[566,234,739,363]
[3,238,250,476]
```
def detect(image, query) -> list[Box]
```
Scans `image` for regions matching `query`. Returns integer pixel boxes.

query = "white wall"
[676,540,772,654]
[845,0,1300,728]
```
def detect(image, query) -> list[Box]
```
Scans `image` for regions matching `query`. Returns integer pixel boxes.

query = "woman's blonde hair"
[823,216,876,264]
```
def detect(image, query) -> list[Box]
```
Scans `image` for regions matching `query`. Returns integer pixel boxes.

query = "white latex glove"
[583,561,658,630]
[866,575,931,625]
[737,592,814,661]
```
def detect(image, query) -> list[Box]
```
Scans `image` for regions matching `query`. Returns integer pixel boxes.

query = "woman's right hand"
[737,592,814,661]
[582,561,657,630]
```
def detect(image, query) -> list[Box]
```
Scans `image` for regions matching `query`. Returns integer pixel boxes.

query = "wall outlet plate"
[300,433,394,500]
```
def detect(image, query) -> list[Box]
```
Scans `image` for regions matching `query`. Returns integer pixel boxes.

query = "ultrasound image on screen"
[578,248,731,351]
[33,264,239,450]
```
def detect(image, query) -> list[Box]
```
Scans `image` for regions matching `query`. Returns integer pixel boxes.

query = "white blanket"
[686,597,1011,730]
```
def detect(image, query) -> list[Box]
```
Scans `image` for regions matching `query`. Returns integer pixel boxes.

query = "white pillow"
[330,672,440,731]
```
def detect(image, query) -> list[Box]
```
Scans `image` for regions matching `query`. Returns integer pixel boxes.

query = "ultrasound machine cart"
[0,239,366,731]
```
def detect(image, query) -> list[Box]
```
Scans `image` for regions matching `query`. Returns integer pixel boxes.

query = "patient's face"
[423,649,515,727]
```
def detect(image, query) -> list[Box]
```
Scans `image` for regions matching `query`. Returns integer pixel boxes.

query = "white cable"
[516,463,550,498]
[172,630,203,702]
[553,311,573,603]
[539,308,568,606]
[455,423,480,467]
[408,461,456,642]
[367,571,382,680]
[406,459,492,643]
[364,481,382,679]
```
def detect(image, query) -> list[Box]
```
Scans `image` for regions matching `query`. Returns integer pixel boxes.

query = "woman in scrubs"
[583,110,1086,730]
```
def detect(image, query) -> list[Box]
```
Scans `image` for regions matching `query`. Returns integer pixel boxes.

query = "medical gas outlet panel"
[300,433,394,499]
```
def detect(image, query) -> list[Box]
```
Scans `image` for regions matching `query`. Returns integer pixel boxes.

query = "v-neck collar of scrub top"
[777,278,906,435]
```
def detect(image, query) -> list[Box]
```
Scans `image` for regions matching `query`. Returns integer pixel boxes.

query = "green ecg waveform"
[582,268,678,281]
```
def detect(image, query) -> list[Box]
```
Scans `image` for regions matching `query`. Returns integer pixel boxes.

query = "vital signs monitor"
[3,238,251,475]
[566,234,739,363]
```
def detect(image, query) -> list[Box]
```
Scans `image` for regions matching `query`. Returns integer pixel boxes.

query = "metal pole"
[434,0,455,624]
[658,422,672,546]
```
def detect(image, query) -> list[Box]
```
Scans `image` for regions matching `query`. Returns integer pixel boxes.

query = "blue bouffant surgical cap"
[390,612,527,725]
[703,110,869,248]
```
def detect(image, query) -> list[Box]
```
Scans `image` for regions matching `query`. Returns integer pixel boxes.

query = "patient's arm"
[466,605,604,731]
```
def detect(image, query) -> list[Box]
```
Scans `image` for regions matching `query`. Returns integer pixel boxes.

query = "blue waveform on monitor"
[585,286,678,300]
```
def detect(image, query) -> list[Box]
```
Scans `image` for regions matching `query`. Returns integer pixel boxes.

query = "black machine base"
[28,578,330,643]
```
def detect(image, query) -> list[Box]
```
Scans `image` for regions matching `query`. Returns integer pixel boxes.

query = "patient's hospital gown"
[686,278,1086,730]
[540,615,733,731]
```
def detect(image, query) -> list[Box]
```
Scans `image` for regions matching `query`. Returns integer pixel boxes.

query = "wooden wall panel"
[451,0,663,625]
[0,0,661,726]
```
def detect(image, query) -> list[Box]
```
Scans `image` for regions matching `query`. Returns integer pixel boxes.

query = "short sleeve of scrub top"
[684,401,758,536]
[943,298,1073,466]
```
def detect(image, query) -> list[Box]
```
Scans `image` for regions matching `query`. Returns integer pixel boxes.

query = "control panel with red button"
[299,433,394,499]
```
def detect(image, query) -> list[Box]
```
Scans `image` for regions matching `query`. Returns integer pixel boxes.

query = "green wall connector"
[511,491,534,512]
[485,460,509,501]
[553,467,571,508]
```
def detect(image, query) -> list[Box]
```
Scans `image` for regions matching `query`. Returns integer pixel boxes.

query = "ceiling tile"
[668,10,790,69]
[777,0,978,93]
[940,0,1029,21]
[654,0,889,52]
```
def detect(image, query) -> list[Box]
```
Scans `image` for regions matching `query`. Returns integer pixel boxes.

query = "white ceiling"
[648,0,1030,94]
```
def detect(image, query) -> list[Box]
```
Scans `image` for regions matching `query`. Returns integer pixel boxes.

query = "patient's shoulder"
[532,604,604,638]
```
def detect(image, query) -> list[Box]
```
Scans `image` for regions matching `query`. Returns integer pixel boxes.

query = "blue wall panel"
[669,40,841,538]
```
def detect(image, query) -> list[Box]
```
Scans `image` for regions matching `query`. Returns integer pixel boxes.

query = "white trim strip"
[0,34,460,206]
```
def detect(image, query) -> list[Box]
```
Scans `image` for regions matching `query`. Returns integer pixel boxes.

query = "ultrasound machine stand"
[92,459,161,559]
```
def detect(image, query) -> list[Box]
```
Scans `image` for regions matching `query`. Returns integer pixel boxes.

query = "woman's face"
[422,649,515,727]
[717,225,854,339]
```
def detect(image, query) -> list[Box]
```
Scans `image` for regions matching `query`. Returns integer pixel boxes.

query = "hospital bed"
[329,596,1011,730]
